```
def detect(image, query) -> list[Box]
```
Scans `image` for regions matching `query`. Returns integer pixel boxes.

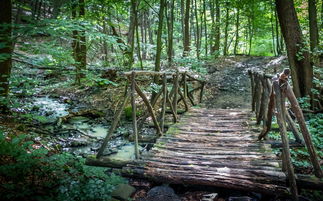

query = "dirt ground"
[203,56,288,109]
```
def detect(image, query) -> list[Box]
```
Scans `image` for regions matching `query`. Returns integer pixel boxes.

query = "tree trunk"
[308,0,319,53]
[194,0,200,59]
[78,0,86,76]
[71,0,80,84]
[223,5,229,56]
[128,0,136,69]
[275,0,313,98]
[275,9,281,55]
[209,0,215,54]
[0,0,12,112]
[233,8,240,55]
[155,0,166,73]
[181,0,185,48]
[203,0,208,56]
[213,0,220,54]
[167,0,175,66]
[183,0,191,56]
[248,16,253,55]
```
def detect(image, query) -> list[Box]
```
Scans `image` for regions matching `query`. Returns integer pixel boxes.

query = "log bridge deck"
[122,108,289,195]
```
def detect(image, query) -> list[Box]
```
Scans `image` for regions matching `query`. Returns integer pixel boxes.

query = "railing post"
[131,71,139,159]
[273,79,298,201]
[199,81,205,103]
[285,83,323,178]
[183,72,187,99]
[172,70,179,120]
[97,85,130,159]
[160,73,167,133]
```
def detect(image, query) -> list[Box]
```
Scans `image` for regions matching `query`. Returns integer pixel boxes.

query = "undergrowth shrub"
[0,131,126,201]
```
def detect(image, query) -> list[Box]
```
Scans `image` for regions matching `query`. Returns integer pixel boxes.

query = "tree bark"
[155,0,165,73]
[194,0,200,59]
[203,0,208,56]
[183,0,191,56]
[0,0,12,112]
[213,0,220,54]
[275,0,313,98]
[167,0,175,66]
[234,8,240,55]
[308,0,319,53]
[223,4,229,56]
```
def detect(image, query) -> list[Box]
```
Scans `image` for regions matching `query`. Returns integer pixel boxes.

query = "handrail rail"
[96,70,206,160]
[248,69,322,200]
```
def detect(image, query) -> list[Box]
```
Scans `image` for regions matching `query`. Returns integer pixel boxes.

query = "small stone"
[202,193,218,201]
[111,184,136,201]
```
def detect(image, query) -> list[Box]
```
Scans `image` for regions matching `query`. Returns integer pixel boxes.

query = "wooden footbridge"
[86,70,322,199]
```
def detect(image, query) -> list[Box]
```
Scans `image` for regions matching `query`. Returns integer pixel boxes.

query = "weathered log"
[160,73,167,133]
[172,71,179,116]
[257,75,270,125]
[272,80,298,200]
[166,90,178,122]
[183,72,187,98]
[86,156,134,168]
[97,88,130,158]
[267,140,305,148]
[249,71,255,111]
[285,110,304,144]
[258,87,275,140]
[134,81,162,136]
[199,82,205,103]
[178,88,189,112]
[254,74,263,125]
[138,88,163,130]
[131,72,139,159]
[285,83,322,178]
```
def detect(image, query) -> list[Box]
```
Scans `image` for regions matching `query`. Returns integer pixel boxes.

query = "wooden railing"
[248,69,322,200]
[96,70,206,159]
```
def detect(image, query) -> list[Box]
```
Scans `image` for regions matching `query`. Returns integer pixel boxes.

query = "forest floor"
[204,56,287,109]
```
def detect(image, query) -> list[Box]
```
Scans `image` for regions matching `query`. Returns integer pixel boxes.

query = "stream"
[30,96,148,160]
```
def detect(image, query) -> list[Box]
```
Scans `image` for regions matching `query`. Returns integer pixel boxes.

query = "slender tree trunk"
[203,0,208,56]
[214,0,220,54]
[183,0,191,56]
[248,16,253,55]
[155,0,166,73]
[308,0,319,53]
[135,11,143,70]
[234,8,240,55]
[71,0,80,84]
[181,0,185,49]
[79,0,86,76]
[167,0,175,66]
[0,0,12,112]
[275,9,281,55]
[270,5,277,56]
[275,0,313,98]
[223,5,229,56]
[194,0,200,59]
[128,0,136,69]
[209,0,215,54]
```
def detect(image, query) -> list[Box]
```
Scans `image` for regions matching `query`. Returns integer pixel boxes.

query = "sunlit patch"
[216,167,230,173]
[229,112,238,116]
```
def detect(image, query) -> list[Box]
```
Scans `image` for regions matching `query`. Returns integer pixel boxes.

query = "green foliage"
[124,106,142,120]
[0,131,126,201]
[268,113,323,171]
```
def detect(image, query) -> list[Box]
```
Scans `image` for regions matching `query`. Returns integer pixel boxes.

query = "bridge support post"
[97,85,130,159]
[131,71,140,159]
[273,80,298,201]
